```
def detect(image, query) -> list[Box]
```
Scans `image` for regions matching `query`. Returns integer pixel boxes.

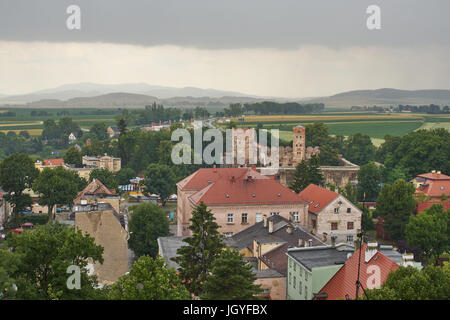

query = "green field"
[0,107,120,135]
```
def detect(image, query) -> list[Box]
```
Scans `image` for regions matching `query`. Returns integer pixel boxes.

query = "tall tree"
[0,154,39,224]
[63,146,82,166]
[5,222,104,300]
[201,249,262,300]
[406,204,449,264]
[357,162,382,201]
[173,202,225,296]
[128,203,170,258]
[32,167,79,222]
[89,168,118,190]
[376,179,417,241]
[344,133,376,165]
[290,155,324,193]
[143,163,176,205]
[108,255,190,300]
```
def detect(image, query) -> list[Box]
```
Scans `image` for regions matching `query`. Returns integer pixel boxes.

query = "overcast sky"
[1,0,449,97]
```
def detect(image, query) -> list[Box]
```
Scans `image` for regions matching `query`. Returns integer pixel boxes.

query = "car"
[10,228,23,234]
[21,222,34,229]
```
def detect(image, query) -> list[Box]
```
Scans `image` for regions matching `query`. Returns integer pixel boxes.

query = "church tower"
[292,125,306,166]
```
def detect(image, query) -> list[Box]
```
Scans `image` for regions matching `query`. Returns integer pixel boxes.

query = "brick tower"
[292,125,306,166]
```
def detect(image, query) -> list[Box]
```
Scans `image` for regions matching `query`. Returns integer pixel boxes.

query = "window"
[291,211,299,222]
[294,262,296,272]
[305,272,308,281]
[270,212,280,216]
[334,207,339,214]
[289,273,291,284]
[347,222,354,230]
[305,286,308,299]
[347,235,354,242]
[241,213,248,224]
[331,222,338,230]
[299,281,302,294]
[255,213,263,223]
[347,208,351,213]
[293,276,296,289]
[227,214,234,223]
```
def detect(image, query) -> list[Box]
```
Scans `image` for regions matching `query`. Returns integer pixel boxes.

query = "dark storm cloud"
[0,0,448,49]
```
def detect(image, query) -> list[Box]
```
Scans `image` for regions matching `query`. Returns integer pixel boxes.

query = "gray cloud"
[0,0,449,49]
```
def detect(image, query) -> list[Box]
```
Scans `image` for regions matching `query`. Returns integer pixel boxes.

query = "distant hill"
[19,92,267,108]
[0,82,257,105]
[309,88,450,108]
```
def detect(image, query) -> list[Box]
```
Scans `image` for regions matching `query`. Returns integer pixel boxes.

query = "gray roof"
[379,245,403,265]
[287,246,352,271]
[227,215,324,251]
[157,236,189,270]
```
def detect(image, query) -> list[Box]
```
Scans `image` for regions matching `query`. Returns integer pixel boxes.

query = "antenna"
[355,230,369,300]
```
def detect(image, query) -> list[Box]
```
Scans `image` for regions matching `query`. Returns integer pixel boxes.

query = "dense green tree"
[376,179,417,241]
[158,140,173,166]
[357,162,382,201]
[173,202,225,296]
[365,264,450,300]
[341,182,358,205]
[115,167,136,186]
[89,122,108,141]
[63,146,82,166]
[108,255,190,300]
[5,223,104,300]
[318,144,340,166]
[32,166,79,222]
[89,168,118,190]
[343,133,376,165]
[406,204,449,264]
[290,155,324,193]
[201,249,262,300]
[0,249,21,300]
[128,203,170,258]
[143,163,176,205]
[376,129,450,178]
[0,154,39,224]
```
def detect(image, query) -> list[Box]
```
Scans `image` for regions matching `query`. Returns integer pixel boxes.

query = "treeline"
[0,131,42,158]
[398,104,449,114]
[41,118,83,148]
[351,104,450,114]
[0,111,16,117]
[243,102,324,115]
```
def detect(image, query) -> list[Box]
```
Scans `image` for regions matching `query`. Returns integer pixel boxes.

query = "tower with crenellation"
[292,125,306,166]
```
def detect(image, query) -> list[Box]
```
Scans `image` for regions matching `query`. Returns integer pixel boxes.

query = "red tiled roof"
[43,158,64,166]
[317,243,399,300]
[417,201,450,214]
[298,184,339,214]
[416,172,450,181]
[177,167,269,191]
[189,176,307,206]
[416,180,450,198]
[74,179,114,203]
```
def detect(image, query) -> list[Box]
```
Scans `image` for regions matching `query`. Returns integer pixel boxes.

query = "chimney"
[432,170,436,174]
[268,219,274,233]
[401,253,414,267]
[213,164,217,173]
[437,171,441,177]
[247,175,253,182]
[251,165,256,171]
[263,215,267,227]
[365,242,378,263]
[308,239,313,247]
[298,238,304,247]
